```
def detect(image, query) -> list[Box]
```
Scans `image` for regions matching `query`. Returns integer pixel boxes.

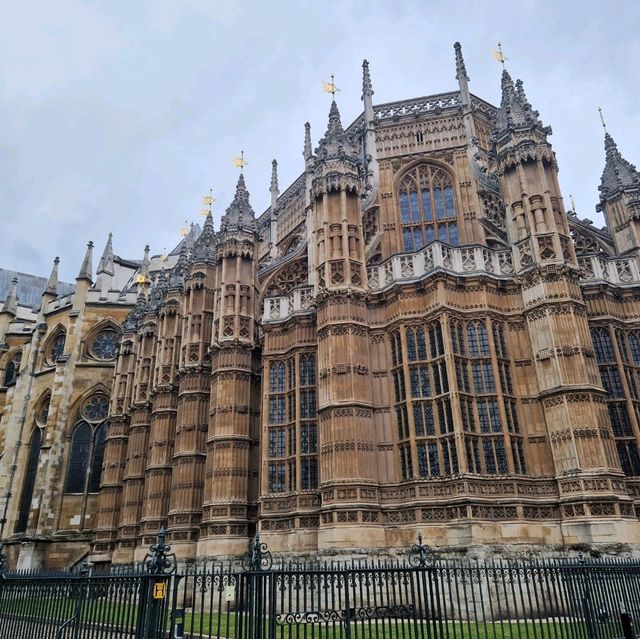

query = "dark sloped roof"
[0,268,75,309]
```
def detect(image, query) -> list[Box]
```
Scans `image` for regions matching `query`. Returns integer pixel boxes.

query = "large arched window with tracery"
[398,165,459,251]
[15,391,50,534]
[64,393,109,495]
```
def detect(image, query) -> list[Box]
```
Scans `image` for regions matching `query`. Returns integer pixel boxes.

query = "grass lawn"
[0,596,621,639]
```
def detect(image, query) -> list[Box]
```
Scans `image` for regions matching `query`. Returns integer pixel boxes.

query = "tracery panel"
[391,322,459,480]
[398,165,459,252]
[266,353,318,494]
[591,327,640,476]
[451,317,523,476]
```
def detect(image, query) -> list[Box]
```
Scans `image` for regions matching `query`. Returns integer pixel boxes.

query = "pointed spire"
[140,245,150,282]
[2,278,18,315]
[77,241,94,283]
[270,159,279,199]
[495,69,548,136]
[169,240,191,289]
[96,233,115,276]
[44,257,60,296]
[123,291,149,332]
[192,207,217,263]
[221,173,256,232]
[315,100,357,160]
[454,42,470,108]
[304,122,313,162]
[599,130,640,201]
[362,59,374,101]
[454,42,469,83]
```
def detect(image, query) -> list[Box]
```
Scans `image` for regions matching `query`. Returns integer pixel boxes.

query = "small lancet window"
[3,350,22,386]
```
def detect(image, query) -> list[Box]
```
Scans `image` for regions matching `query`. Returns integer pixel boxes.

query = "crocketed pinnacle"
[140,245,150,281]
[97,233,114,276]
[315,99,357,160]
[495,69,548,135]
[192,209,216,262]
[599,131,640,201]
[122,292,149,331]
[221,173,255,232]
[77,241,94,283]
[304,122,312,161]
[454,42,469,82]
[169,242,191,289]
[362,59,374,100]
[2,277,18,315]
[147,269,169,312]
[45,257,60,295]
[270,159,279,196]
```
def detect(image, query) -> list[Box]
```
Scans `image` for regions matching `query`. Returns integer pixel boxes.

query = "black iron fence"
[0,532,639,639]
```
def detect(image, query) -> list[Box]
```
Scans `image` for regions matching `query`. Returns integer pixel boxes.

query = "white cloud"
[0,0,638,281]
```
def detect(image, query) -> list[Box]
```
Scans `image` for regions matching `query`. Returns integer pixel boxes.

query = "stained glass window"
[301,423,317,453]
[268,397,286,424]
[15,428,41,533]
[89,329,120,361]
[300,354,316,386]
[268,428,286,457]
[65,421,92,493]
[89,422,107,493]
[3,350,21,386]
[398,165,459,251]
[49,332,66,364]
[591,328,614,364]
[82,395,109,422]
[300,390,316,418]
[269,361,285,393]
[630,332,640,365]
[268,462,286,493]
[301,457,318,489]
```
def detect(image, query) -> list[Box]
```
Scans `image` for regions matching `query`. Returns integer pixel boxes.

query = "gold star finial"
[180,220,190,237]
[492,42,507,68]
[233,151,247,173]
[598,107,607,132]
[323,75,339,97]
[201,188,215,217]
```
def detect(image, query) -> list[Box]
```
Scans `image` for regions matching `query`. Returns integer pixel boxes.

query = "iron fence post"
[621,610,636,639]
[579,554,598,639]
[242,533,273,639]
[142,526,177,639]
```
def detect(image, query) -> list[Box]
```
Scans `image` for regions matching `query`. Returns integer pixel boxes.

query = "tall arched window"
[64,393,109,495]
[398,165,459,251]
[44,329,66,366]
[3,349,22,386]
[15,428,42,533]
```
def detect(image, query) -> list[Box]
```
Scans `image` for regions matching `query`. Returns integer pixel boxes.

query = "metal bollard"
[621,611,636,639]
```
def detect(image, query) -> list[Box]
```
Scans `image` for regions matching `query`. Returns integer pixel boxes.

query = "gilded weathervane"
[233,150,247,173]
[492,42,507,68]
[323,74,339,97]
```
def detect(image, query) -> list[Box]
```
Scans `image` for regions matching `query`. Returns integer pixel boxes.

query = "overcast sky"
[1,0,638,282]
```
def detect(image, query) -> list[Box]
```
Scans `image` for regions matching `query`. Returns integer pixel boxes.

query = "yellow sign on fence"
[153,582,166,600]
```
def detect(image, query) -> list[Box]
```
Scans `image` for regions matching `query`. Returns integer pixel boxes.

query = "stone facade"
[3,45,640,568]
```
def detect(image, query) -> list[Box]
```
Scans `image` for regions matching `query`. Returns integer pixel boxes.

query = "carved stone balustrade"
[262,286,314,323]
[578,255,640,285]
[366,243,515,291]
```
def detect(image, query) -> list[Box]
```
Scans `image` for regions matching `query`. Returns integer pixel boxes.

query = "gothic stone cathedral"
[2,44,640,569]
